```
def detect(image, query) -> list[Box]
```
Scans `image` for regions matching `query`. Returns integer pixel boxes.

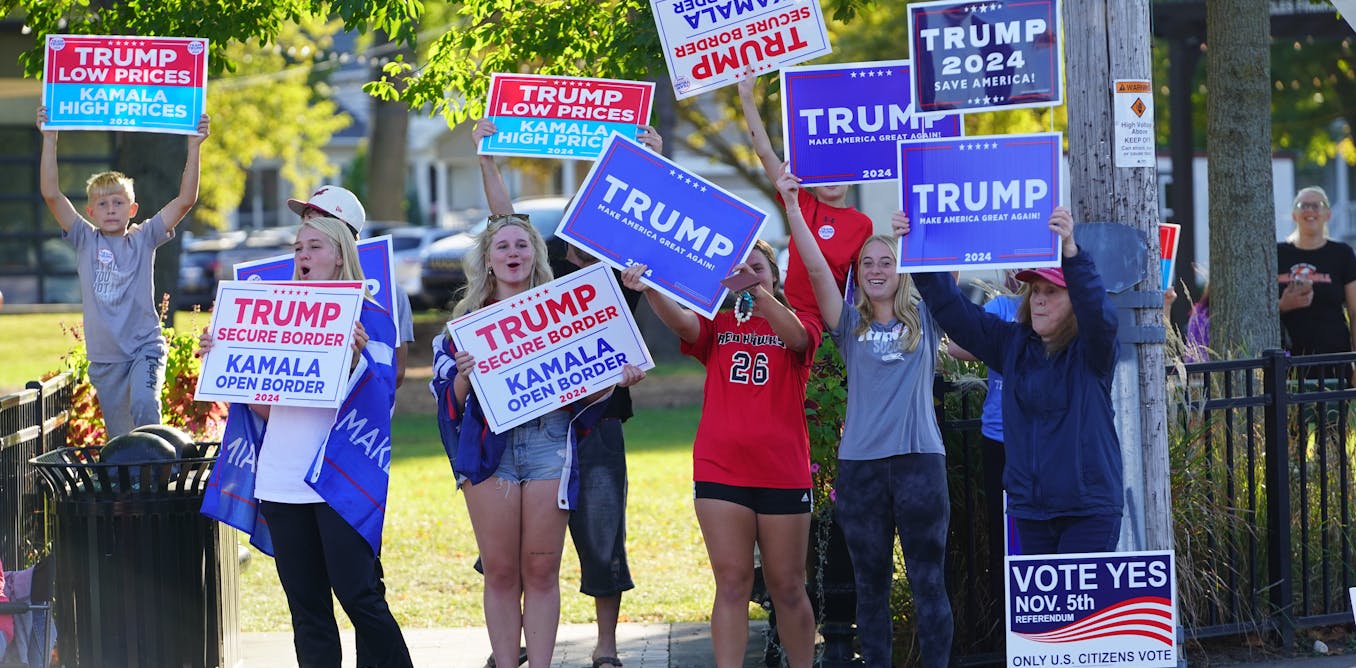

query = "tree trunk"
[115,132,186,327]
[1206,0,1279,353]
[1063,0,1172,551]
[367,29,410,226]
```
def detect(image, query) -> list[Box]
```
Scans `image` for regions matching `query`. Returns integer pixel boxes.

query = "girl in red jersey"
[621,244,819,668]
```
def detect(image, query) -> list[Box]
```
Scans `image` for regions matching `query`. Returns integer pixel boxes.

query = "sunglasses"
[1295,201,1329,212]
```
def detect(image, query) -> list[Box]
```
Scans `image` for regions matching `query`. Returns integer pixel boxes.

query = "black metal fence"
[0,374,71,570]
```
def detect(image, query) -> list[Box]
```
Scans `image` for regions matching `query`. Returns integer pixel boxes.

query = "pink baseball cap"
[1014,267,1066,288]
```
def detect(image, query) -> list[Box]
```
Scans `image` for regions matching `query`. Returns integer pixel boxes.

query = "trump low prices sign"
[482,73,654,160]
[782,59,962,186]
[897,132,1062,272]
[196,281,364,409]
[556,133,768,318]
[448,263,654,434]
[1007,551,1177,668]
[650,0,831,100]
[43,34,208,134]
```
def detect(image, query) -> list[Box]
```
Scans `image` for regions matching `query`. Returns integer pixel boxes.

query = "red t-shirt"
[778,188,874,320]
[680,309,822,488]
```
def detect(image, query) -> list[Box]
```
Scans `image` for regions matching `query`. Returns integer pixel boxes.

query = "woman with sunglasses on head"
[900,207,1124,555]
[431,121,645,668]
[1277,186,1356,386]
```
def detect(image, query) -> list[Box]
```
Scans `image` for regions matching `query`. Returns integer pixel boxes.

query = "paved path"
[240,621,770,667]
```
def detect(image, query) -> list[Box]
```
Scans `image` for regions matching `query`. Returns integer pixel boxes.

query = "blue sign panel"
[556,133,768,318]
[897,133,1061,272]
[232,236,398,323]
[908,0,1063,114]
[782,60,962,186]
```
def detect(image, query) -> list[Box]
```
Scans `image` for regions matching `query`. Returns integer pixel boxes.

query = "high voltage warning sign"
[1114,79,1154,168]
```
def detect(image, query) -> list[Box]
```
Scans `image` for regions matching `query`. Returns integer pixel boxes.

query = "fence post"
[1261,348,1294,648]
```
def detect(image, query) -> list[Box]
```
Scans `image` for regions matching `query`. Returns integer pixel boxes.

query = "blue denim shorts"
[491,410,571,483]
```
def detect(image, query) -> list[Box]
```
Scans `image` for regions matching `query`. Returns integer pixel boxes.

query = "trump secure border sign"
[555,133,768,318]
[43,34,208,134]
[232,236,400,331]
[481,73,654,160]
[447,263,655,434]
[781,59,962,186]
[897,132,1062,272]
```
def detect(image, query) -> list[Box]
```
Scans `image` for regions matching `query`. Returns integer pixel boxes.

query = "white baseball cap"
[287,186,367,236]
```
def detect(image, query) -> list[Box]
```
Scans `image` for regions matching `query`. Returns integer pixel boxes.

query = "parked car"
[420,197,569,310]
[382,226,458,308]
[214,226,300,283]
[174,232,243,311]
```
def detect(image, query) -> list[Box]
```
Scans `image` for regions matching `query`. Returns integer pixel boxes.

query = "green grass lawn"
[239,406,713,631]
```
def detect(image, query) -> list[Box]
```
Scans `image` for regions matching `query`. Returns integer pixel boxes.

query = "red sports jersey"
[779,188,874,319]
[681,309,822,489]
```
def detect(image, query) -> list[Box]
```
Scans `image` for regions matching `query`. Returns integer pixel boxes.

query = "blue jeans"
[835,454,953,668]
[1014,514,1122,555]
[568,418,635,597]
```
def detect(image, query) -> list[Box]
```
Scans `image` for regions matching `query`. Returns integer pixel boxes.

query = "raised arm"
[158,114,211,231]
[1051,207,1119,375]
[473,119,515,217]
[751,279,810,353]
[777,164,843,326]
[736,74,783,184]
[37,107,79,232]
[621,263,700,343]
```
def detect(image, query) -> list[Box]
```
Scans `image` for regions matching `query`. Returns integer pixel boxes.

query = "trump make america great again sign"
[781,59,962,187]
[1007,551,1177,667]
[897,132,1061,272]
[447,263,654,434]
[43,35,208,134]
[556,133,768,318]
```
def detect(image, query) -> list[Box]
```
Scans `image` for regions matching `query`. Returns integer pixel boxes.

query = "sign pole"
[1061,0,1172,556]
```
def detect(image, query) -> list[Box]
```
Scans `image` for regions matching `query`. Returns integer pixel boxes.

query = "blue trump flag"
[782,59,961,187]
[555,132,768,318]
[201,300,398,556]
[897,132,1062,273]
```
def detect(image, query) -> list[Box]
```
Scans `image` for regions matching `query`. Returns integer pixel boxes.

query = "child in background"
[37,107,210,437]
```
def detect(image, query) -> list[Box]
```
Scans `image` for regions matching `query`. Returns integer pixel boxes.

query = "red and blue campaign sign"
[43,34,208,134]
[781,59,962,187]
[447,263,655,434]
[232,236,399,329]
[650,0,832,100]
[1007,550,1177,667]
[556,133,768,318]
[908,0,1063,114]
[897,132,1061,272]
[482,73,655,160]
[1159,222,1180,292]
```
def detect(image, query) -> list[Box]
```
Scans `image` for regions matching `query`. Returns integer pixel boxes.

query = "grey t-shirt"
[67,213,172,362]
[394,284,414,344]
[831,302,946,460]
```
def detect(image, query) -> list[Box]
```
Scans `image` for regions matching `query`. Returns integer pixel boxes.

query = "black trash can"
[30,443,240,668]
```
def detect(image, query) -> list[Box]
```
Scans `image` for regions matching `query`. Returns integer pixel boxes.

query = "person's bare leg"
[464,479,524,668]
[520,480,570,666]
[696,498,758,668]
[592,593,622,663]
[756,512,814,668]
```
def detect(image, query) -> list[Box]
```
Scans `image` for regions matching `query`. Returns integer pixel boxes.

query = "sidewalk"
[241,621,770,667]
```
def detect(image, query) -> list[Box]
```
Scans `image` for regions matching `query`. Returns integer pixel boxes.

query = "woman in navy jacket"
[899,206,1124,554]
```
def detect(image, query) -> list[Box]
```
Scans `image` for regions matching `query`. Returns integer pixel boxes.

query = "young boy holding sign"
[737,74,873,322]
[37,106,209,437]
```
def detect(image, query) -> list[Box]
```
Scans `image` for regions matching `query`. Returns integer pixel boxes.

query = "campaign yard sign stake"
[1159,222,1181,293]
[781,60,963,187]
[481,73,654,160]
[196,281,364,409]
[556,133,768,318]
[43,35,208,134]
[897,132,1062,273]
[1007,550,1177,668]
[908,0,1063,114]
[232,236,399,331]
[650,0,831,100]
[447,263,655,434]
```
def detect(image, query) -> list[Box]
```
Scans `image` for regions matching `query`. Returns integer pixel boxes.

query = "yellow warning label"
[1116,81,1151,94]
[1131,98,1147,117]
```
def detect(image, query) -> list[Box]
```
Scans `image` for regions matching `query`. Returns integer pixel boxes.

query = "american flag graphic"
[1017,596,1175,646]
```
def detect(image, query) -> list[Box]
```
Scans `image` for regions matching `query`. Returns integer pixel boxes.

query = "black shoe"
[483,647,529,668]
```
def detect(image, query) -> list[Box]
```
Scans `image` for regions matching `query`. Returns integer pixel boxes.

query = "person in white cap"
[288,186,417,388]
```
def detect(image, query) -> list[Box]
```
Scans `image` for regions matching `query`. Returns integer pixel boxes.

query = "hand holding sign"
[1049,206,1076,257]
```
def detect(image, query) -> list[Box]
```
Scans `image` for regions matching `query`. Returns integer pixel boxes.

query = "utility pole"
[1061,1,1173,552]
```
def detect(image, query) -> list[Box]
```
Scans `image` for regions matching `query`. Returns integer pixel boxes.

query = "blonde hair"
[1286,185,1332,243]
[294,217,365,283]
[452,215,553,317]
[852,235,923,352]
[85,171,136,202]
[1017,281,1078,354]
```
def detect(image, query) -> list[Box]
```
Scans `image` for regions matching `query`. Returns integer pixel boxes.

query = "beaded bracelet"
[734,290,754,325]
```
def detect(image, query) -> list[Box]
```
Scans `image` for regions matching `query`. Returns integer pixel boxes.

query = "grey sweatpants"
[87,341,165,438]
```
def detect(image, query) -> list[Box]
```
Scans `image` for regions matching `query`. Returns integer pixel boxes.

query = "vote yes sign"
[482,73,654,160]
[43,34,208,134]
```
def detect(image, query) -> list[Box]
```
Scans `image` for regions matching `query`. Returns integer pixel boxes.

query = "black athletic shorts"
[694,481,812,515]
